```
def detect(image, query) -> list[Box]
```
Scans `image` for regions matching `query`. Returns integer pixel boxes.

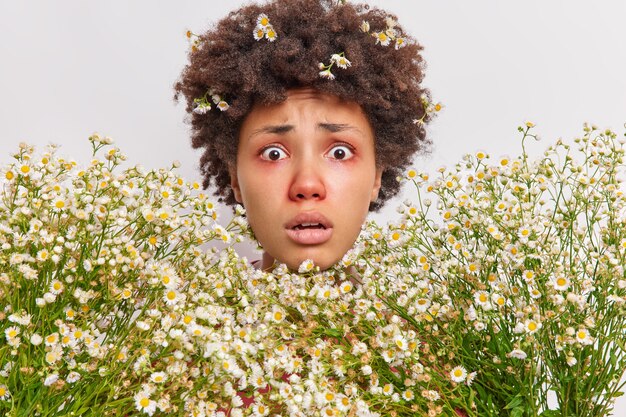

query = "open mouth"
[285,213,333,245]
[292,223,326,230]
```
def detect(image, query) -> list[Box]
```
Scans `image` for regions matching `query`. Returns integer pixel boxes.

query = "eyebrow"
[249,123,363,139]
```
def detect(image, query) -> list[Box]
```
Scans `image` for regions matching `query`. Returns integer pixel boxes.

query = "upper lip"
[285,212,333,229]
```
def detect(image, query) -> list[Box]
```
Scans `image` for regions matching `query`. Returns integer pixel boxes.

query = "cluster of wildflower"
[0,134,247,415]
[318,52,352,80]
[193,90,229,114]
[392,123,626,416]
[2,124,625,417]
[360,17,407,50]
[253,13,277,42]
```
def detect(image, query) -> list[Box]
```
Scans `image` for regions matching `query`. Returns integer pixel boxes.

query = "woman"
[175,0,431,270]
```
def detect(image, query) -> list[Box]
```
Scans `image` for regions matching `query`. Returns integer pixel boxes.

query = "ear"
[370,167,383,202]
[229,166,243,203]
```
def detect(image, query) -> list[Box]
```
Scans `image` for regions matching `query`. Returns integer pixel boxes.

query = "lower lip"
[285,227,333,245]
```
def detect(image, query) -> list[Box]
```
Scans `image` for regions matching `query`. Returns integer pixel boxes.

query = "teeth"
[294,223,324,230]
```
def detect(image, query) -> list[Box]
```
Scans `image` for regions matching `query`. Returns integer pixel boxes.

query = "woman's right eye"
[260,146,288,161]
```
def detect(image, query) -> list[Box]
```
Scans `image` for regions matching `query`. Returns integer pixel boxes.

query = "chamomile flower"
[217,100,229,111]
[253,26,265,41]
[163,289,182,306]
[134,391,157,416]
[49,279,64,294]
[575,328,593,345]
[474,290,490,308]
[253,14,277,42]
[373,31,391,46]
[150,371,167,383]
[551,275,570,291]
[508,349,527,360]
[524,319,541,334]
[0,384,10,400]
[4,326,19,340]
[256,13,271,29]
[331,53,351,69]
[394,37,406,49]
[450,366,467,383]
[298,259,315,273]
[401,389,415,401]
[271,306,285,323]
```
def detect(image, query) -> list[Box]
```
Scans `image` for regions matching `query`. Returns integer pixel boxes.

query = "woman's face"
[231,88,382,270]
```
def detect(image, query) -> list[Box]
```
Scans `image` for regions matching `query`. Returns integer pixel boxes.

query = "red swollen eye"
[328,145,354,160]
[261,146,287,161]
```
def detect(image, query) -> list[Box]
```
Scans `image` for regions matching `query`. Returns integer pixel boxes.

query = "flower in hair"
[193,89,229,114]
[185,30,202,53]
[253,13,277,42]
[362,18,407,50]
[373,31,391,47]
[318,52,351,80]
[413,94,443,125]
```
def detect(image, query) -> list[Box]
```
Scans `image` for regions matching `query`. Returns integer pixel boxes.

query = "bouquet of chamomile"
[1,125,625,417]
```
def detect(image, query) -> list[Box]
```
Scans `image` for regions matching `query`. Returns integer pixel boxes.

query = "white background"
[1,1,625,414]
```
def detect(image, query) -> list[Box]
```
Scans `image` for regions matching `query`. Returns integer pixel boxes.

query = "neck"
[261,251,275,271]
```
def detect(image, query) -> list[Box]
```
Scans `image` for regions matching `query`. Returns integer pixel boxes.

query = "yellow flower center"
[139,398,150,408]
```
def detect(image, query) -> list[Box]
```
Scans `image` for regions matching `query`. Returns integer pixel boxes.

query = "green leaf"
[539,410,562,417]
[510,407,525,417]
[504,395,523,410]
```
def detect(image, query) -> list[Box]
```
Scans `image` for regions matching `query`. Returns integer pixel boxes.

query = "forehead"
[241,88,372,130]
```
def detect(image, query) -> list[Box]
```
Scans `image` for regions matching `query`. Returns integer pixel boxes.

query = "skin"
[230,88,382,271]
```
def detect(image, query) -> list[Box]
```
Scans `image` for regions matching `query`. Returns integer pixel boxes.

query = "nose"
[288,159,326,202]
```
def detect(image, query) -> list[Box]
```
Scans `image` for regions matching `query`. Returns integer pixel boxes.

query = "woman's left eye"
[327,145,354,160]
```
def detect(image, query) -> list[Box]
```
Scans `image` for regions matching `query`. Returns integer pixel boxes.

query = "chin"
[284,252,342,271]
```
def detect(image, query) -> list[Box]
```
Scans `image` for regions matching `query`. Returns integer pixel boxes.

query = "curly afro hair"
[174,0,431,211]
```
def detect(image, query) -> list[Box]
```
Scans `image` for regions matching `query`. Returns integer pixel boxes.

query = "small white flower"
[508,349,527,360]
[575,328,593,345]
[30,334,43,346]
[298,259,315,273]
[66,371,81,383]
[319,69,335,80]
[134,391,157,416]
[217,100,229,111]
[0,384,10,400]
[44,373,59,386]
[450,365,467,383]
[524,319,541,334]
[331,54,351,69]
[150,371,167,383]
[566,355,577,367]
